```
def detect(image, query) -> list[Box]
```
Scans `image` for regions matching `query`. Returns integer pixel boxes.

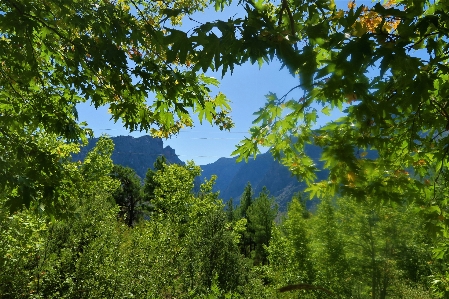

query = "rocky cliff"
[72,135,184,179]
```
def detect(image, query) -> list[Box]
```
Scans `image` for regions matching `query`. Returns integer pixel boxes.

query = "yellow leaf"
[347,171,356,182]
[348,0,356,9]
[334,10,344,19]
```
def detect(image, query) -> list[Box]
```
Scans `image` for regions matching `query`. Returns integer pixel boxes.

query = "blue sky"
[77,1,354,165]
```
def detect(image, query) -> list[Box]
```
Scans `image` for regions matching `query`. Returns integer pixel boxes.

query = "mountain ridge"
[73,135,324,210]
[200,144,326,210]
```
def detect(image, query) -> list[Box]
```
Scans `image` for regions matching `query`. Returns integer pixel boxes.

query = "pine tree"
[110,165,143,227]
[247,187,278,265]
[225,198,235,222]
[235,182,254,258]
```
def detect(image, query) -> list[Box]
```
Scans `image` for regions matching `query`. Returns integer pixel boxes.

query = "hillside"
[200,144,326,211]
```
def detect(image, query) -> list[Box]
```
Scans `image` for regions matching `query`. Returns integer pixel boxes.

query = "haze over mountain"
[73,135,326,210]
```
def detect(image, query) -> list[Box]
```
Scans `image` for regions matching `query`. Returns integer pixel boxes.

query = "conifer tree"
[110,165,142,227]
[247,187,278,265]
[235,182,254,258]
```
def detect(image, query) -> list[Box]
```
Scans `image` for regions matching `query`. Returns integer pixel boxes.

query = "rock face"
[200,144,326,211]
[72,135,184,179]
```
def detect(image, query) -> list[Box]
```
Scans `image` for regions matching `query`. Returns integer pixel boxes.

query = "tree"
[235,182,255,257]
[336,195,434,299]
[166,0,448,248]
[6,0,449,240]
[0,136,122,298]
[267,194,315,290]
[149,160,204,224]
[143,155,167,204]
[225,197,236,222]
[110,165,143,227]
[226,0,449,201]
[188,0,449,292]
[5,0,449,292]
[132,162,249,297]
[247,187,278,265]
[1,149,257,298]
[0,0,233,213]
[310,197,350,297]
[238,182,254,219]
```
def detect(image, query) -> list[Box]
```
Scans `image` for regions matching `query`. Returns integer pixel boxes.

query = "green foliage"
[264,194,436,298]
[0,136,120,298]
[3,0,449,296]
[187,1,449,294]
[232,183,278,265]
[309,197,350,297]
[237,182,254,219]
[110,165,143,227]
[143,155,167,206]
[333,196,434,298]
[0,149,257,298]
[34,193,125,298]
[267,195,315,288]
[198,0,449,279]
[0,0,234,213]
[1,0,234,139]
[0,201,47,298]
[247,187,278,265]
[234,182,255,258]
[150,161,200,220]
[225,197,236,222]
[0,138,437,298]
[1,132,81,215]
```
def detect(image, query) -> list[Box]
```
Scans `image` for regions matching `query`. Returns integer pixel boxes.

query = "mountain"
[200,145,326,211]
[72,135,183,179]
[73,135,327,211]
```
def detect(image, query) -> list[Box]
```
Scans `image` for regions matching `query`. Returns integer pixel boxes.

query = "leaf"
[321,106,331,116]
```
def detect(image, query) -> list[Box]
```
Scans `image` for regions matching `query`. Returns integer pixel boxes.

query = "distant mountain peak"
[72,135,183,179]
